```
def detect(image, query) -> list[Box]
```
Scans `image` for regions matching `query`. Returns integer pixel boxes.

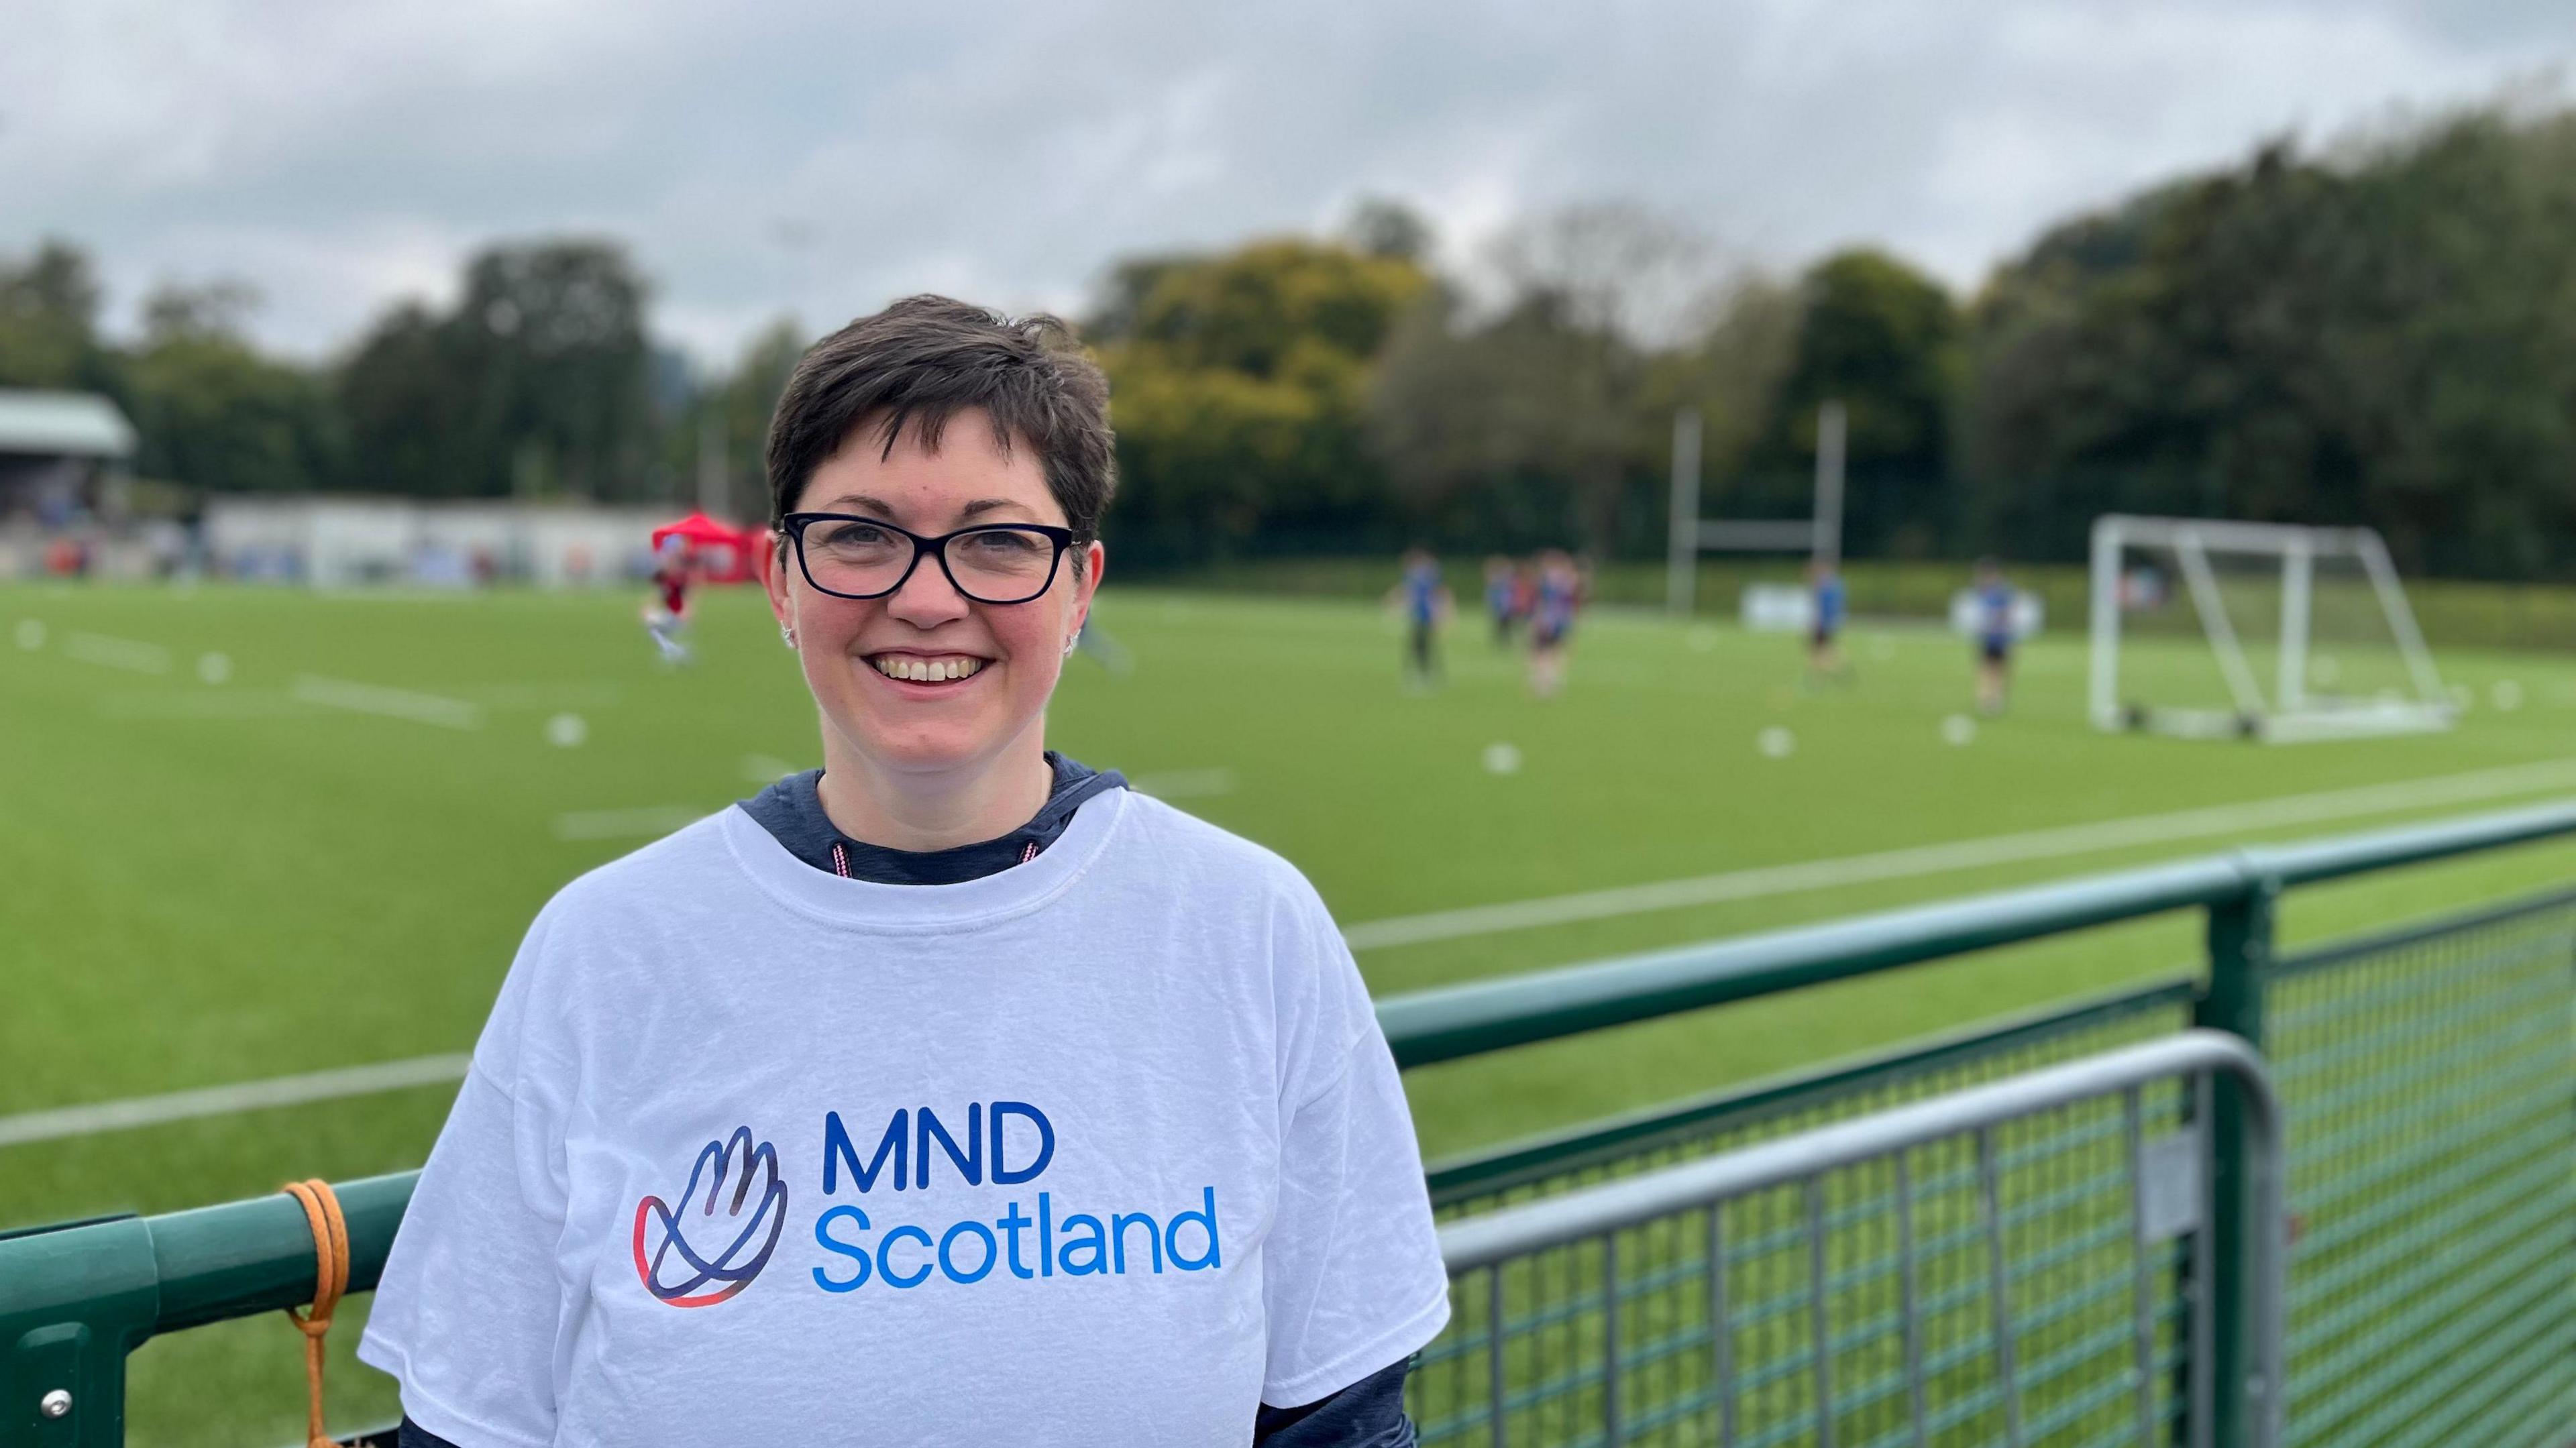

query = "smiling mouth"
[867,653,988,684]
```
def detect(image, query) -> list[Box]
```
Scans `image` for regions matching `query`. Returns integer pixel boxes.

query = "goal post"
[1666,400,1843,616]
[2088,514,2453,742]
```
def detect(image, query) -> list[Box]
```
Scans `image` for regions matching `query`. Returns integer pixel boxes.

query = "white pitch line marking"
[554,805,712,841]
[291,674,484,730]
[1341,757,2576,951]
[463,680,627,710]
[62,632,172,673]
[99,689,311,720]
[0,1054,470,1149]
[1132,767,1238,800]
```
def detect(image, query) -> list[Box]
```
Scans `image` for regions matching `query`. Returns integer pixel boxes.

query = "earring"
[781,624,797,649]
[1063,634,1079,657]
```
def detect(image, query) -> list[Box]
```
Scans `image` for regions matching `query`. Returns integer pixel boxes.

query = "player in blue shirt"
[1806,559,1847,681]
[1483,555,1521,647]
[1389,547,1452,687]
[1973,557,2016,714]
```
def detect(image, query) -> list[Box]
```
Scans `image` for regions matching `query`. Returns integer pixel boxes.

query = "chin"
[845,717,1018,775]
[881,740,994,775]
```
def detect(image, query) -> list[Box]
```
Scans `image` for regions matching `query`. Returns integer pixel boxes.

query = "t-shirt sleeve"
[358,916,572,1448]
[1260,893,1451,1408]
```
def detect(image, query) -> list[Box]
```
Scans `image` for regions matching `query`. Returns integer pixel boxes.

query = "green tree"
[1748,249,1960,556]
[1643,272,1801,526]
[1369,288,1637,551]
[124,282,335,494]
[1370,205,1726,555]
[338,239,654,499]
[460,240,654,498]
[1100,237,1428,376]
[1344,197,1434,263]
[337,301,486,496]
[660,317,808,519]
[1089,237,1430,563]
[1964,107,2576,577]
[724,317,806,500]
[0,240,115,392]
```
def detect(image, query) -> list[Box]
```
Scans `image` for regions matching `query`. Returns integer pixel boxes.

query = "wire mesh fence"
[1410,1038,2271,1448]
[2266,891,2576,1448]
[1430,985,2198,1222]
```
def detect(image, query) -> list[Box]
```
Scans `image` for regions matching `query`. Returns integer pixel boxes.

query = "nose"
[883,543,973,628]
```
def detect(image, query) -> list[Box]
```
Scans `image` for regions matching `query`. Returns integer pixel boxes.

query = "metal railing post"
[2196,873,2277,1448]
[0,1215,159,1448]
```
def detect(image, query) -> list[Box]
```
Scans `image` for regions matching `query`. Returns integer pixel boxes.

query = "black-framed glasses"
[779,513,1077,605]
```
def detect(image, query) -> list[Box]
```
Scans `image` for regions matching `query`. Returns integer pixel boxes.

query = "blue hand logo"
[631,1127,788,1307]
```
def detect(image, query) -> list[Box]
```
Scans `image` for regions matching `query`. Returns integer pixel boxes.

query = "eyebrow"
[813,493,897,517]
[811,494,1033,523]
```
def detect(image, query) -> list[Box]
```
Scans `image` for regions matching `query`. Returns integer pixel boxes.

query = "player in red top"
[644,538,695,665]
[1527,549,1583,697]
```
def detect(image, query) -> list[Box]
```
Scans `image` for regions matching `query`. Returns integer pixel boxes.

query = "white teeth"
[873,656,983,682]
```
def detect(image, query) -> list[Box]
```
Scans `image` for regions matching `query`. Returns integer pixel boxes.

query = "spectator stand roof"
[0,390,138,459]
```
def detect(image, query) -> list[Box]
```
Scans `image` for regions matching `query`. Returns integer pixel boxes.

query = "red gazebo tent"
[651,512,767,583]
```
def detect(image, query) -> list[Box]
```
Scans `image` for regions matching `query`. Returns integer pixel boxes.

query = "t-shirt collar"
[719,785,1131,932]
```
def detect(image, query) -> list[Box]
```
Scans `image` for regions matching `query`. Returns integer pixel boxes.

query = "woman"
[362,298,1450,1446]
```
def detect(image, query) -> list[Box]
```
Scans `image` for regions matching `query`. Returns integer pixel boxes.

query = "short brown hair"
[765,296,1116,554]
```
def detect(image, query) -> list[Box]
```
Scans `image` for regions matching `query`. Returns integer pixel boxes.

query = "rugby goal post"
[1666,400,1843,616]
[2088,514,2453,742]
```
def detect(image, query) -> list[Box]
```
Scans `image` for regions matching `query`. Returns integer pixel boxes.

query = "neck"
[814,726,1054,854]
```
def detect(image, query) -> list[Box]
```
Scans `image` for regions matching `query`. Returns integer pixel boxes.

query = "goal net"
[2088,515,2453,742]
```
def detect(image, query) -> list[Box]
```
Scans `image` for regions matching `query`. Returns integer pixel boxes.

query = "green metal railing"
[1393,806,2576,1448]
[1423,979,2202,1215]
[0,1178,411,1447]
[5,799,2575,1445]
[1417,1032,2287,1448]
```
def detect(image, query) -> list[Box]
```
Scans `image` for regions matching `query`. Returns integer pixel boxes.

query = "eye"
[816,521,892,549]
[965,530,1043,555]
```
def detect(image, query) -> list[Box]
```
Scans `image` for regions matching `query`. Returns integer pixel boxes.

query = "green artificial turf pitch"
[5,579,2575,1444]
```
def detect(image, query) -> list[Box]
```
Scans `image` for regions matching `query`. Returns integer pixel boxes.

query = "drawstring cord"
[281,1179,350,1448]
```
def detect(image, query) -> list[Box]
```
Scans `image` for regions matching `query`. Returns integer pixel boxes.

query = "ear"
[762,530,796,628]
[1067,540,1106,634]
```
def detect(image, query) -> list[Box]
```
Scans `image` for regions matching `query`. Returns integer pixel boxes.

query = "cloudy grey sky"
[5,0,2569,366]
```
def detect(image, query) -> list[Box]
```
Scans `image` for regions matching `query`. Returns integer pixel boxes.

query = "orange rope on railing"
[281,1178,350,1448]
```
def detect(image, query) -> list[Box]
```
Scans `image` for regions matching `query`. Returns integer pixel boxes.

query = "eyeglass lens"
[801,520,1059,602]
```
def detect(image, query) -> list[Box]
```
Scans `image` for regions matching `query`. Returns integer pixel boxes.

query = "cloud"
[1,0,2565,363]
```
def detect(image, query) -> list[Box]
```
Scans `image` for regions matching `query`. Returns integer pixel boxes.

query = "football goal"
[2088,514,2454,742]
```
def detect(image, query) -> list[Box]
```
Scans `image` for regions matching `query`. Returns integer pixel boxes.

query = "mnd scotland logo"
[633,1127,790,1307]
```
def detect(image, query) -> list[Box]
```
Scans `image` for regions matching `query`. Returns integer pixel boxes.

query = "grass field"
[7,578,2576,1444]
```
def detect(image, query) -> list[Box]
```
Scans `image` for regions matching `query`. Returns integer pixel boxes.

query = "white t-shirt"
[358,789,1449,1447]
